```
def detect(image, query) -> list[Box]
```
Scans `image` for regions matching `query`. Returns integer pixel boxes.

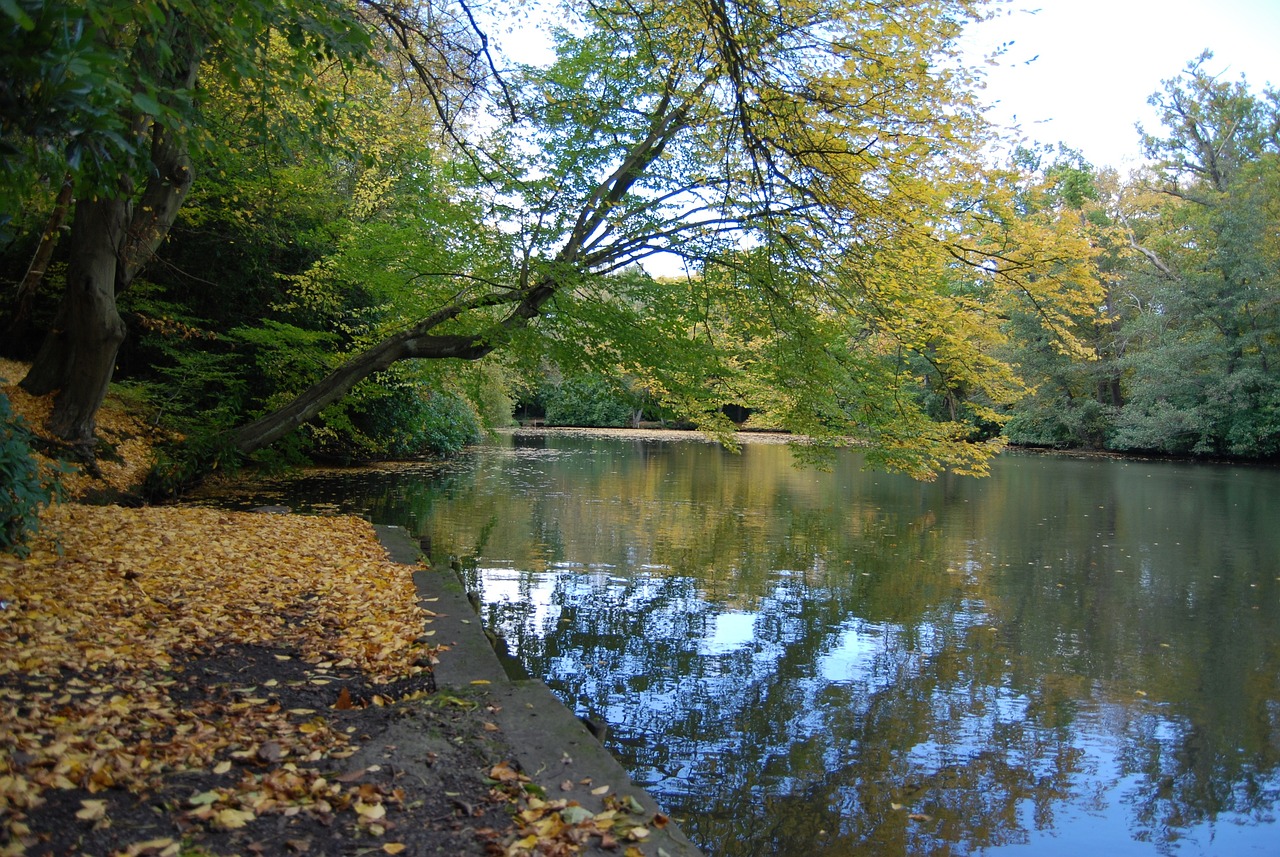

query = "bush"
[1005,397,1115,450]
[315,382,483,461]
[1,392,64,556]
[541,375,638,427]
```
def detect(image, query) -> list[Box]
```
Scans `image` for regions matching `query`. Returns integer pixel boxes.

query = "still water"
[208,431,1280,855]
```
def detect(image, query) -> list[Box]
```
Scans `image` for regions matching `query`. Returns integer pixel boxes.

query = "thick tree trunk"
[20,197,130,447]
[20,137,195,447]
[17,10,200,448]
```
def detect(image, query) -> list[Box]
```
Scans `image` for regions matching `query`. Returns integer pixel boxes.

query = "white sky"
[963,0,1280,168]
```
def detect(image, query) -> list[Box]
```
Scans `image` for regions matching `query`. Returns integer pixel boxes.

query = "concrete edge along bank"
[373,525,704,857]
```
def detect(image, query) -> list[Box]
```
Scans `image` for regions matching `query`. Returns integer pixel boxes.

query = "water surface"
[205,432,1280,855]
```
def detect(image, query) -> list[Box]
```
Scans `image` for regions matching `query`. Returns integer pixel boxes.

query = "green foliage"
[409,390,485,457]
[996,61,1280,461]
[0,0,377,207]
[307,379,483,462]
[540,375,639,428]
[1005,398,1115,450]
[0,392,64,556]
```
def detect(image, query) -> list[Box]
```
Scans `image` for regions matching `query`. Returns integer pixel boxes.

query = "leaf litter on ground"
[2,364,677,856]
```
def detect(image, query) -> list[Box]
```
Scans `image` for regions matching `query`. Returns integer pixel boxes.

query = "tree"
[8,0,1102,479]
[1110,56,1280,456]
[999,149,1125,450]
[222,0,1106,479]
[1,0,475,450]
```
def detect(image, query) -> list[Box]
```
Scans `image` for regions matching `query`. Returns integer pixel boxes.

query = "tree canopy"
[8,0,1274,494]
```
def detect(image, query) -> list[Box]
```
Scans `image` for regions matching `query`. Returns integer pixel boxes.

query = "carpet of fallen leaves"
[1,359,157,501]
[2,362,682,857]
[0,503,510,856]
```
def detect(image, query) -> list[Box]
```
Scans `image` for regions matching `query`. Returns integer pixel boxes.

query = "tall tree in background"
[1111,54,1280,456]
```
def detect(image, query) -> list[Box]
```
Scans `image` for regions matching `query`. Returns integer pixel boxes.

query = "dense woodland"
[2,0,1278,505]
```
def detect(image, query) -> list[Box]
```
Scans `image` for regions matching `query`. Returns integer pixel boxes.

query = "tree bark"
[19,136,196,446]
[231,284,558,456]
[20,197,130,447]
[18,8,201,448]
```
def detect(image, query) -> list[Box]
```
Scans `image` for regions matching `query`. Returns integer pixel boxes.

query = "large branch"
[231,284,554,456]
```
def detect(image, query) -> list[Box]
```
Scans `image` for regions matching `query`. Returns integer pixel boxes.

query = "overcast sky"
[963,0,1280,168]
[496,1,1278,170]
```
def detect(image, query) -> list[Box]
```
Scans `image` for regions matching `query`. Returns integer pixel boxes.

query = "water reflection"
[197,434,1280,855]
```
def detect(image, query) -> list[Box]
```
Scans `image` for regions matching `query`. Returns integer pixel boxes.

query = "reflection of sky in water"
[478,559,1280,856]
[204,436,1280,856]
[817,618,882,683]
[462,446,1280,855]
[701,610,756,656]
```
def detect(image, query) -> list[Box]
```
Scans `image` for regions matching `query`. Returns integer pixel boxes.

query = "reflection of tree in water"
[490,569,1085,855]
[204,437,1280,855]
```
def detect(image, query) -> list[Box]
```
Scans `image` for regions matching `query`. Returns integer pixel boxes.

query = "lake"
[204,430,1280,855]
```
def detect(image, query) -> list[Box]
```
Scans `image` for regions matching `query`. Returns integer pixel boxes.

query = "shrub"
[1,392,64,556]
[541,375,637,427]
[320,382,483,461]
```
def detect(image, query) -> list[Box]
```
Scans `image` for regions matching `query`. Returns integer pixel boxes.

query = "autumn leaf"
[488,762,521,784]
[214,807,257,829]
[75,799,108,822]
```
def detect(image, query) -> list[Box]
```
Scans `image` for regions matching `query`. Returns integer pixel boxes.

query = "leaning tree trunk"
[20,196,130,448]
[232,283,559,457]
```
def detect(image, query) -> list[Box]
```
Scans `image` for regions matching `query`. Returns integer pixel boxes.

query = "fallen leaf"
[214,807,257,829]
[76,799,108,821]
[382,845,407,855]
[488,762,521,783]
